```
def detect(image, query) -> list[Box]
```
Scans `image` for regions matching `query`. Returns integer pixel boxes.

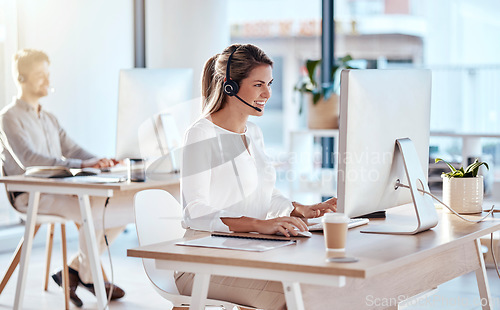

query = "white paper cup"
[322,213,349,253]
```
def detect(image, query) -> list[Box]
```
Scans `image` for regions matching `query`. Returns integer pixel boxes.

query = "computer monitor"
[138,111,183,177]
[115,68,193,159]
[337,69,439,234]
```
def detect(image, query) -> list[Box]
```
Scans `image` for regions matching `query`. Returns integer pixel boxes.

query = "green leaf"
[465,159,479,173]
[464,158,489,177]
[312,92,321,105]
[297,55,357,101]
[305,60,321,87]
[341,55,353,62]
[437,157,489,178]
[435,158,457,173]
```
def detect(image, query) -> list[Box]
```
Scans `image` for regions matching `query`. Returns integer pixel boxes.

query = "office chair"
[0,191,71,309]
[133,189,255,310]
[0,164,71,309]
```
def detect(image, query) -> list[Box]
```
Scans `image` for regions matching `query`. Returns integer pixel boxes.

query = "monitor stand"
[361,138,439,235]
[145,153,180,180]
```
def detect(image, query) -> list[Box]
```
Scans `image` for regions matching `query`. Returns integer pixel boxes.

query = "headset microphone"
[223,47,262,112]
[234,94,261,112]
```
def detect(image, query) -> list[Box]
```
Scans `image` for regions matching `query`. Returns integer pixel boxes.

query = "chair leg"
[0,224,41,294]
[61,223,70,310]
[44,223,55,291]
[101,264,109,282]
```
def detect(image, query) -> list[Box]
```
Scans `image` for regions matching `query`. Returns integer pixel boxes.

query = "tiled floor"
[1,224,500,310]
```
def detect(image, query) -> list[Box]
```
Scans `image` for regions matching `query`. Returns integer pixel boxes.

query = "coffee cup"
[322,213,349,254]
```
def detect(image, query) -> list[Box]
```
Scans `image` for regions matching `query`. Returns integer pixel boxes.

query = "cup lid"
[322,212,349,223]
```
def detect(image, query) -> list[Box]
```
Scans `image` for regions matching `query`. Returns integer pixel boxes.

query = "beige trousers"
[14,191,133,284]
[175,271,287,310]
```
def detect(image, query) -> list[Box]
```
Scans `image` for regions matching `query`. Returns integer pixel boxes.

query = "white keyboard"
[308,218,369,231]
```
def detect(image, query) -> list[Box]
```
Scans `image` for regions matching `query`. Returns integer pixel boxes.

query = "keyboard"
[101,164,129,173]
[307,217,369,231]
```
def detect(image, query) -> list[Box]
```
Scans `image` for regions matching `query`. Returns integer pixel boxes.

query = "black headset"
[223,48,239,97]
[222,47,262,112]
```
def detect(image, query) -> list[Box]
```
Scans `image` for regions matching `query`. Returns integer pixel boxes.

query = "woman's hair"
[201,44,273,115]
[12,49,50,82]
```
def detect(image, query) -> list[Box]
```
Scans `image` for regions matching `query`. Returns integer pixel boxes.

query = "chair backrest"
[134,189,245,309]
[0,130,22,207]
[133,189,186,296]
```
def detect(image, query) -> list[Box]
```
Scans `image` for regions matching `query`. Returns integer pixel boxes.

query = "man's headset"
[222,47,262,112]
[18,75,25,83]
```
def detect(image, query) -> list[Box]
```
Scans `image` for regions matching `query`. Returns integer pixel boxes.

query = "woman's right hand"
[254,216,308,237]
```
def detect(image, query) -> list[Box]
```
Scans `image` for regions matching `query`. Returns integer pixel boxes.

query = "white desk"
[0,175,179,310]
[128,206,500,310]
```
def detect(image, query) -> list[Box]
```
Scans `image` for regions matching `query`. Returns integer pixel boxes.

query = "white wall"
[0,0,19,107]
[15,0,134,157]
[423,0,500,65]
[146,0,229,104]
[460,2,500,65]
[228,0,321,24]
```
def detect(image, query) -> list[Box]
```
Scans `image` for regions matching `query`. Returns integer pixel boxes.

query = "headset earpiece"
[18,75,25,83]
[223,79,239,97]
[223,47,239,97]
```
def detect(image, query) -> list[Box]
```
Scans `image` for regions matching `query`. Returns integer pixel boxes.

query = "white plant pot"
[442,176,483,214]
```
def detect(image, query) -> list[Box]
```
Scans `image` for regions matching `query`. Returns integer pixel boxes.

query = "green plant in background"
[435,158,489,178]
[294,55,356,113]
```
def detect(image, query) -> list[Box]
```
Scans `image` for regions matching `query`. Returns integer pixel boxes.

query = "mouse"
[294,230,312,238]
[277,228,312,238]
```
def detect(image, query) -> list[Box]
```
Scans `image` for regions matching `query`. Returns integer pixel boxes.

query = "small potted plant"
[436,158,489,214]
[295,55,355,129]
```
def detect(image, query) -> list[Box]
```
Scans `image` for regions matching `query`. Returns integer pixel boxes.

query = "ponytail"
[201,54,224,115]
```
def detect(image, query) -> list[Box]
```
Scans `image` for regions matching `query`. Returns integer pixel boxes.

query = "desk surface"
[0,174,180,191]
[128,206,500,279]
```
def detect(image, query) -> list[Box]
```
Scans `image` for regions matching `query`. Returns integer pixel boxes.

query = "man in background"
[0,49,126,307]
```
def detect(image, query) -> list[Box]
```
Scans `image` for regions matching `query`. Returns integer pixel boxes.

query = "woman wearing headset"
[177,44,337,309]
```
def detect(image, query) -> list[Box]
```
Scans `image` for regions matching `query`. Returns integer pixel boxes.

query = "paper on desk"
[176,235,296,252]
[62,176,127,183]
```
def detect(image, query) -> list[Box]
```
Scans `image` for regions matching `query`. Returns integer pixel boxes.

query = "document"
[61,176,127,183]
[176,234,296,252]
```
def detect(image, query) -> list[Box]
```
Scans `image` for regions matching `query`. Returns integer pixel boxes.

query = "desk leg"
[282,281,305,310]
[78,195,107,310]
[190,273,210,310]
[475,238,492,310]
[13,191,40,310]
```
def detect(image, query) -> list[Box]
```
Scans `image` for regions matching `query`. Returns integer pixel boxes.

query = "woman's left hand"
[291,197,337,219]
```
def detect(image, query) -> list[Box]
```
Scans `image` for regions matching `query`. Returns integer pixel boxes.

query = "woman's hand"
[291,197,337,219]
[221,216,309,237]
[254,216,309,237]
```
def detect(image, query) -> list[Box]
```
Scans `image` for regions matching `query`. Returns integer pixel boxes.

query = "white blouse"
[181,118,293,232]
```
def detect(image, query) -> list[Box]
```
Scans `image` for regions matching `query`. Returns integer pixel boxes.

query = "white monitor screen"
[337,69,432,219]
[115,68,193,159]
